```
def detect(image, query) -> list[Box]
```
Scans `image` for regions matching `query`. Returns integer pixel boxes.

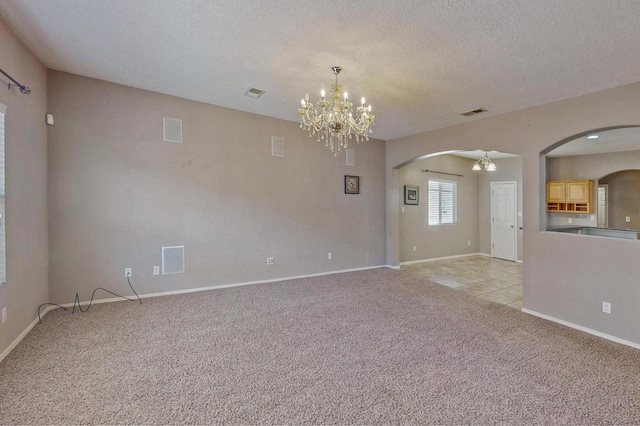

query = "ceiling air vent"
[461,108,487,117]
[245,87,266,98]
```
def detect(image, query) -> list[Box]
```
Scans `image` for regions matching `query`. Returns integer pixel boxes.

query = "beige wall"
[386,81,640,345]
[47,71,386,303]
[0,20,49,354]
[398,154,479,262]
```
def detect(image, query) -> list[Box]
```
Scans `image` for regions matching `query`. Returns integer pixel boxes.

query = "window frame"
[428,178,457,226]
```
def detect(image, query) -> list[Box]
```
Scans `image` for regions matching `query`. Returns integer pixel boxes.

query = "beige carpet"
[1,268,639,424]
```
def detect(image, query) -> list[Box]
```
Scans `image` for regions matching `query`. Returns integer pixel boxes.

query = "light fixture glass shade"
[298,66,375,156]
[472,152,497,171]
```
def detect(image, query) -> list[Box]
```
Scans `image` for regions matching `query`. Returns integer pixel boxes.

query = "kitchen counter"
[547,226,640,240]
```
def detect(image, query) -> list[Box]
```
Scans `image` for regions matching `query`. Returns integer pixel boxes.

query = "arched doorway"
[396,150,524,308]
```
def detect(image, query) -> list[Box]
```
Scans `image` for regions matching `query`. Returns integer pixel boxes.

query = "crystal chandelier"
[472,152,497,171]
[298,66,375,156]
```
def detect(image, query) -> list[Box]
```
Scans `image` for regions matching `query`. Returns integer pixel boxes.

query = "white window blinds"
[428,179,457,225]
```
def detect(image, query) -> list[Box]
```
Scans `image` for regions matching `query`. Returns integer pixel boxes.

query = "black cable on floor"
[37,276,142,323]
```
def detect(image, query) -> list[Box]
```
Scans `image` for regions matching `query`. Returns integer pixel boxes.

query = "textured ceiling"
[2,0,640,141]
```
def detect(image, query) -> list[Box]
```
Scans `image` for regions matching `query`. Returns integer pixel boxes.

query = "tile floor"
[401,255,523,310]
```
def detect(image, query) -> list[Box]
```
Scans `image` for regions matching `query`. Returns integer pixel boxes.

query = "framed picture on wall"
[404,185,419,205]
[345,175,360,194]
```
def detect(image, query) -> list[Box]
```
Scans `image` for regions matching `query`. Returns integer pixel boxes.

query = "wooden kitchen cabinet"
[546,180,593,213]
[546,181,566,203]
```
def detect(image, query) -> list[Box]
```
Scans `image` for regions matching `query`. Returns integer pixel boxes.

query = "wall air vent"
[162,245,185,275]
[346,149,356,166]
[245,88,266,98]
[163,117,182,143]
[461,108,488,117]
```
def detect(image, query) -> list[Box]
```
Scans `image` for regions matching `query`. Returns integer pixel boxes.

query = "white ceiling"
[2,1,640,141]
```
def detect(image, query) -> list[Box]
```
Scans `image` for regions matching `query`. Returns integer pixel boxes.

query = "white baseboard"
[521,308,640,350]
[1,264,388,362]
[136,264,389,300]
[62,264,390,305]
[0,305,57,363]
[399,252,487,266]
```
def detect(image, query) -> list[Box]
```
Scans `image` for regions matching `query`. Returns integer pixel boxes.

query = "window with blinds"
[428,179,457,225]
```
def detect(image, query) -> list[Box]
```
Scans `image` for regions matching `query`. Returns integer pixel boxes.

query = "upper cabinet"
[546,180,593,213]
[566,180,592,204]
[546,181,566,203]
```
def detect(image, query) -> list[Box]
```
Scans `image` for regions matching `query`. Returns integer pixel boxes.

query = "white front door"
[491,181,517,261]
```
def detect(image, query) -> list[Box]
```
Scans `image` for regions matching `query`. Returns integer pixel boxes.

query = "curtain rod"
[0,68,31,94]
[422,169,464,178]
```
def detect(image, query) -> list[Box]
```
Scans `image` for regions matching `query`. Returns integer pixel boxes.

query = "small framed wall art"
[345,175,360,194]
[404,185,419,205]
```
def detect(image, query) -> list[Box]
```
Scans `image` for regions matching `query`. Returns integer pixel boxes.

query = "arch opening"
[393,149,523,265]
[543,126,640,233]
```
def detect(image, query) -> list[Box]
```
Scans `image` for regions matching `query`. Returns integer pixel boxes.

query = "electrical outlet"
[413,246,416,252]
[626,216,631,223]
[468,241,471,246]
[153,266,160,275]
[125,267,132,278]
[328,252,332,260]
[602,301,611,314]
[568,218,573,224]
[1,307,6,323]
[402,207,405,213]
[266,257,275,265]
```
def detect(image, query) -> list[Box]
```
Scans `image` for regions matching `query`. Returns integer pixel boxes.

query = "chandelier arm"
[298,66,374,156]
